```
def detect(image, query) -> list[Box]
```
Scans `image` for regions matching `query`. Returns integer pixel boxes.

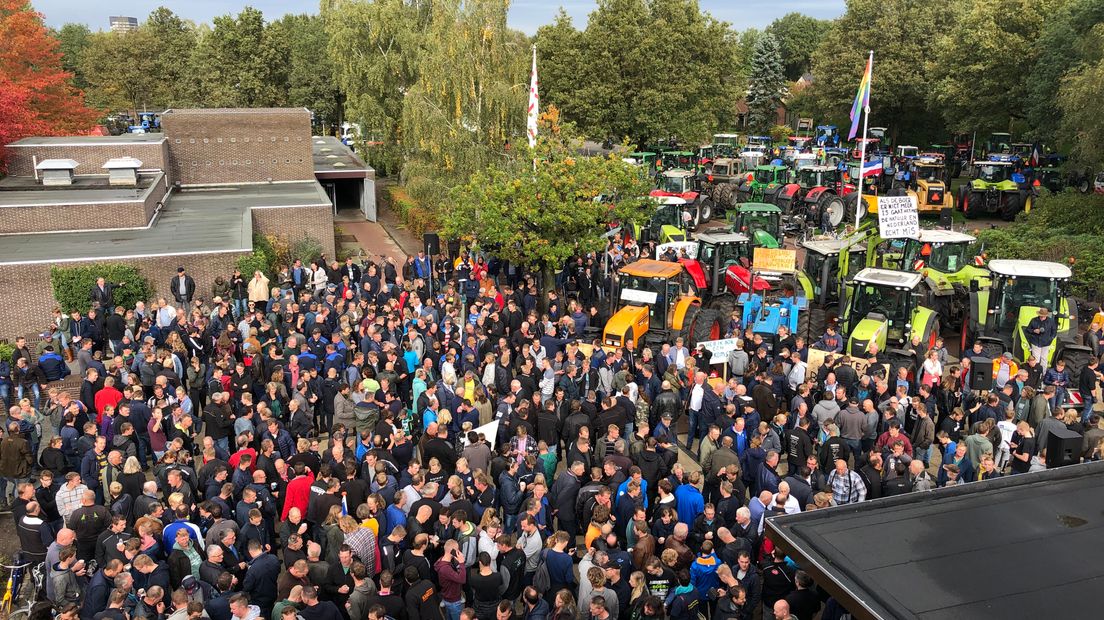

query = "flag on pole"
[862,158,883,178]
[847,54,873,140]
[527,45,539,148]
[1029,144,1041,167]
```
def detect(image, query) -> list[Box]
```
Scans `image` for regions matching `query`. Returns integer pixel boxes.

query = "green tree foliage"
[976,192,1104,300]
[808,0,945,143]
[538,0,740,147]
[443,114,653,287]
[746,33,786,134]
[765,12,831,81]
[81,28,161,113]
[399,0,528,210]
[931,0,1055,134]
[535,10,585,127]
[1058,26,1104,168]
[1027,0,1104,142]
[188,7,288,107]
[271,14,342,132]
[143,7,198,107]
[53,23,91,89]
[324,0,430,174]
[50,264,151,314]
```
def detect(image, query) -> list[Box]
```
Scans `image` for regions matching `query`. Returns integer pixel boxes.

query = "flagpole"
[855,50,873,227]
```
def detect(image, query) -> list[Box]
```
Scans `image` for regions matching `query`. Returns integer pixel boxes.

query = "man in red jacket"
[281,461,315,521]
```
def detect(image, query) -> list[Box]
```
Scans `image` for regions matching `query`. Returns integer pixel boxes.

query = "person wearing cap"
[170,267,196,305]
[1026,307,1057,370]
[992,352,1018,390]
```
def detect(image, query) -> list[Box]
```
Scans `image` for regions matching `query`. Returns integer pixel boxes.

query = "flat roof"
[988,259,1071,279]
[163,107,310,116]
[0,181,330,265]
[801,237,866,255]
[619,259,683,278]
[312,136,372,177]
[853,268,922,289]
[915,229,976,244]
[8,134,166,147]
[0,173,163,208]
[695,232,749,244]
[767,461,1104,620]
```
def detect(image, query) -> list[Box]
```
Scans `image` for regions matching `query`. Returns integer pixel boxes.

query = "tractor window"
[978,165,1009,183]
[851,284,910,326]
[918,166,944,183]
[700,243,716,268]
[619,274,669,326]
[754,169,775,183]
[804,253,827,297]
[719,242,747,267]
[927,243,970,272]
[659,175,688,194]
[999,276,1058,316]
[712,164,730,176]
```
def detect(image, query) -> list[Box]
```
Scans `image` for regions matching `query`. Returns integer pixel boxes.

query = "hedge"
[50,264,153,314]
[237,233,326,279]
[976,191,1104,301]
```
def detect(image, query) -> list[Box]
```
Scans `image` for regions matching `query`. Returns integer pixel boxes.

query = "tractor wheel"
[718,184,735,209]
[808,308,827,342]
[1000,191,1022,221]
[960,317,972,356]
[1076,170,1092,194]
[1060,348,1092,382]
[684,307,723,347]
[818,193,846,229]
[964,190,986,219]
[1023,192,1034,214]
[776,195,793,215]
[797,308,810,343]
[695,198,714,226]
[843,192,872,225]
[708,296,737,329]
[924,317,941,350]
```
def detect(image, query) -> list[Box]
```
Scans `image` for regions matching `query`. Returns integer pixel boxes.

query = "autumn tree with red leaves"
[0,0,100,171]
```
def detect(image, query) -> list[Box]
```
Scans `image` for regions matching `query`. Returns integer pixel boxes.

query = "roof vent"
[35,159,78,186]
[103,157,143,187]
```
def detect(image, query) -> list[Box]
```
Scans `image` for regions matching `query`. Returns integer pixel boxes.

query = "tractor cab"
[976,260,1072,358]
[850,138,880,160]
[844,161,879,193]
[975,160,1015,183]
[1010,143,1033,161]
[895,145,919,160]
[987,132,1012,155]
[656,169,696,195]
[626,152,659,176]
[796,165,840,189]
[732,202,783,249]
[842,268,928,357]
[797,237,868,305]
[912,156,948,184]
[712,133,740,158]
[815,125,840,148]
[708,159,738,179]
[746,135,773,152]
[900,230,981,275]
[659,150,697,172]
[638,197,690,244]
[692,232,758,298]
[603,259,722,350]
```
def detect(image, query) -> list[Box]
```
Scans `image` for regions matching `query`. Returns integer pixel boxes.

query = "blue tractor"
[815,125,840,148]
[737,289,808,351]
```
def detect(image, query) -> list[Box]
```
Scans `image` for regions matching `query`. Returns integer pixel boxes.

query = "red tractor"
[776,165,860,230]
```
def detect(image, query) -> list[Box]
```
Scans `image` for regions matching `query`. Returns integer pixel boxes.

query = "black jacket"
[169,274,196,304]
[549,471,582,523]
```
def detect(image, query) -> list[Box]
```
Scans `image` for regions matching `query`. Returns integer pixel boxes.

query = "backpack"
[531,549,551,594]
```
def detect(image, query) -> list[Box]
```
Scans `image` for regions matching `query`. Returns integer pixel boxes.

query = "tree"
[0,0,99,170]
[143,7,198,107]
[745,33,786,134]
[188,7,288,107]
[443,111,653,293]
[82,28,161,113]
[1057,24,1104,167]
[324,0,430,173]
[535,10,585,128]
[807,0,947,143]
[766,12,831,81]
[931,0,1056,134]
[53,23,91,89]
[1025,0,1104,141]
[400,0,528,209]
[274,14,342,132]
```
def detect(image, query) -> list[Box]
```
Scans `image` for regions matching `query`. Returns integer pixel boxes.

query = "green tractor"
[841,268,942,363]
[735,164,790,205]
[658,150,699,173]
[898,229,991,327]
[730,202,783,250]
[795,236,869,340]
[625,151,659,177]
[958,157,1033,221]
[712,133,741,158]
[632,197,691,244]
[963,259,1093,379]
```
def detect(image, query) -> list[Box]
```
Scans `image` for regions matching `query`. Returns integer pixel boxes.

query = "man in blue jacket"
[38,346,70,381]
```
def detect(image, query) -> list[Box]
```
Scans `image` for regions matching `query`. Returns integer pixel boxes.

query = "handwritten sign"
[752,247,797,272]
[805,347,890,381]
[698,338,742,360]
[656,241,699,259]
[877,195,920,239]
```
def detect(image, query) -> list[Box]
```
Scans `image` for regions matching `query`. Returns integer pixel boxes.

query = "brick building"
[0,108,372,336]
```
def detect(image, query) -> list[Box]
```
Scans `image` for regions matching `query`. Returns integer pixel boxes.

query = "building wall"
[252,205,337,260]
[0,178,167,234]
[6,141,169,179]
[0,252,250,338]
[162,109,314,186]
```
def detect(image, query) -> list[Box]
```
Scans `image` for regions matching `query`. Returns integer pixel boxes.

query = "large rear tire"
[1060,348,1092,382]
[964,190,986,219]
[1000,191,1021,221]
[818,193,845,229]
[695,198,714,227]
[686,307,723,347]
[808,307,827,342]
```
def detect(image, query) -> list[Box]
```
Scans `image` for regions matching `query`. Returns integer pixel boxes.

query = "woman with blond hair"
[338,515,377,573]
[321,504,345,565]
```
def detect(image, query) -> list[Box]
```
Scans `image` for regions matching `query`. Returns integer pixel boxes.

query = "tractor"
[658,150,699,173]
[892,154,955,215]
[986,132,1012,156]
[959,157,1033,221]
[601,259,724,350]
[735,165,791,205]
[712,134,740,158]
[745,135,773,152]
[1031,165,1094,195]
[841,268,942,363]
[795,236,869,339]
[730,202,784,249]
[775,165,856,231]
[625,152,659,177]
[898,229,990,327]
[651,169,715,227]
[963,259,1093,393]
[815,125,840,148]
[701,158,745,214]
[679,231,768,321]
[632,196,691,244]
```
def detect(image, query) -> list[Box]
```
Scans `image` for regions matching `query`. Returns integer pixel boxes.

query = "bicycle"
[1,554,45,620]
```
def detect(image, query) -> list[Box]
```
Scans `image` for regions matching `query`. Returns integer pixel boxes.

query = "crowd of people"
[0,245,1101,620]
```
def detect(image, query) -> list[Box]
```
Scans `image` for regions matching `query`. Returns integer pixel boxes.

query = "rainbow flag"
[847,53,873,140]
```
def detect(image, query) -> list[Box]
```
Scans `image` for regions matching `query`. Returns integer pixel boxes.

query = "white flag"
[527,45,539,148]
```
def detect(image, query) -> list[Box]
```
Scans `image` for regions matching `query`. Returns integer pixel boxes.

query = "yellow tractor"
[890,153,954,214]
[602,259,724,350]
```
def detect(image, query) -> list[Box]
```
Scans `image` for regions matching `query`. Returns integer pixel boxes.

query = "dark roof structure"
[312,136,372,179]
[766,461,1104,620]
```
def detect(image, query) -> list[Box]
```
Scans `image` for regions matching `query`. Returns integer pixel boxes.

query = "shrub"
[0,341,14,362]
[388,185,439,237]
[291,235,324,264]
[50,264,152,314]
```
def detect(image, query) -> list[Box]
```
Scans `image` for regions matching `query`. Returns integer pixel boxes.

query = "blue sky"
[33,0,846,33]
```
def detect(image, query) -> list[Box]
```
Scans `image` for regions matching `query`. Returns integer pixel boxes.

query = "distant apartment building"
[109,16,139,33]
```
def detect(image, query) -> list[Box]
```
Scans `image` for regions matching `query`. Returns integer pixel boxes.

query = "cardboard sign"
[752,247,797,272]
[698,338,742,360]
[656,241,698,259]
[805,347,890,381]
[877,195,920,239]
